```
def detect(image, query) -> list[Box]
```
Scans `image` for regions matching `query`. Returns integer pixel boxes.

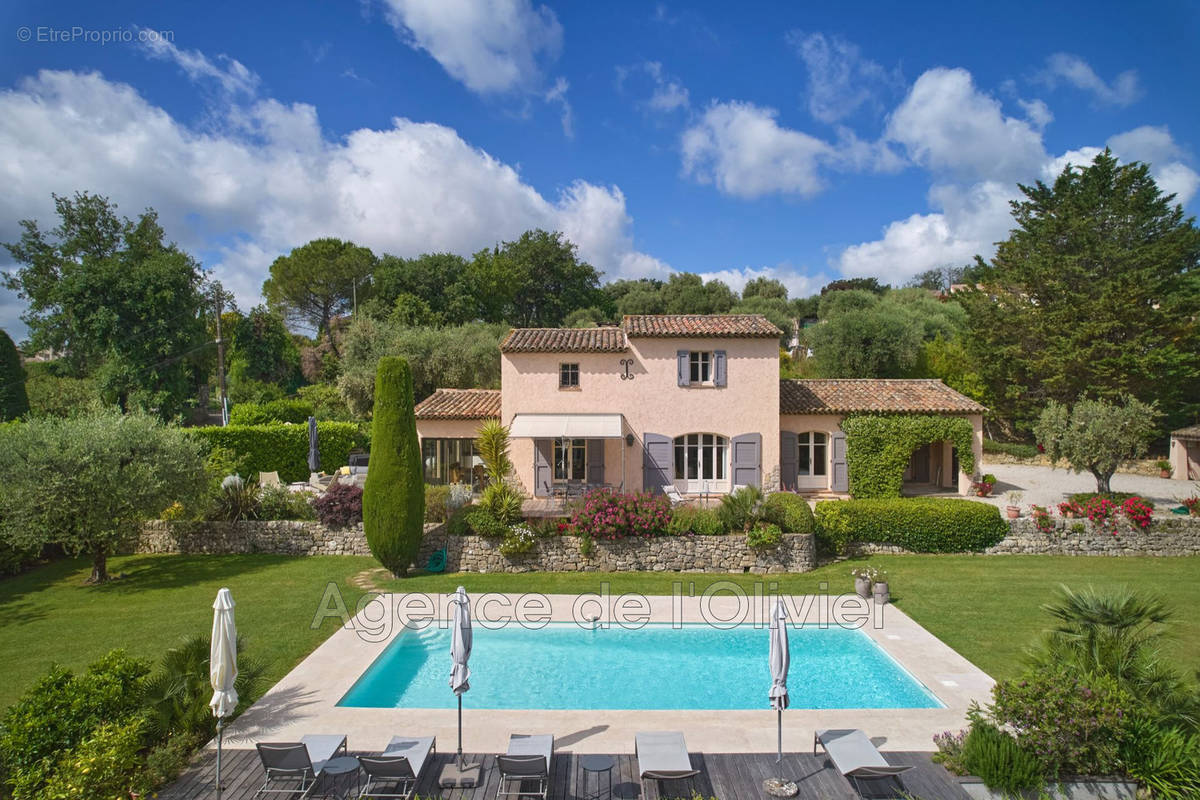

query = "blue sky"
[2,0,1198,340]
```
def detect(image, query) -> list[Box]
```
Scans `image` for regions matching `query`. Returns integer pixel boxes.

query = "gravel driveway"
[969,464,1195,512]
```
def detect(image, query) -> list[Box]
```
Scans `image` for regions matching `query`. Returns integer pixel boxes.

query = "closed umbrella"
[764,596,797,796]
[307,416,320,474]
[209,588,238,796]
[439,586,480,787]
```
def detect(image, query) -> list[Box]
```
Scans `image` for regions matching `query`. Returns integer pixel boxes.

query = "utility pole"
[214,294,228,426]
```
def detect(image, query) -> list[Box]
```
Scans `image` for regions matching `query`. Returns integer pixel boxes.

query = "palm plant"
[1031,585,1197,725]
[718,486,765,533]
[475,420,513,483]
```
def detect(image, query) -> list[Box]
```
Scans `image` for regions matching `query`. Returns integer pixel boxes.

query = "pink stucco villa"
[414,314,985,498]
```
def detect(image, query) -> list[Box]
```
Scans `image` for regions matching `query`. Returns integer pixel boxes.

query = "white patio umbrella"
[209,588,238,796]
[764,596,797,797]
[440,586,480,787]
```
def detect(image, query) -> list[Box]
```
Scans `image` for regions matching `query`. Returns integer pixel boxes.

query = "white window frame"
[796,431,829,489]
[559,362,580,388]
[688,351,712,384]
[553,438,587,482]
[673,433,728,493]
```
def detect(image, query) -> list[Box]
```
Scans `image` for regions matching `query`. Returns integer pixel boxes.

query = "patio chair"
[496,733,554,800]
[663,485,688,507]
[258,471,282,489]
[358,735,435,800]
[636,731,699,796]
[254,734,347,798]
[814,729,912,797]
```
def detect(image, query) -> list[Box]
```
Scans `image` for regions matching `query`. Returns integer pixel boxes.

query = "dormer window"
[559,362,580,389]
[689,351,711,383]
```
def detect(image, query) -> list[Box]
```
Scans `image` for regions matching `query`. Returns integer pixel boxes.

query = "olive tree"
[0,411,205,583]
[1034,396,1161,493]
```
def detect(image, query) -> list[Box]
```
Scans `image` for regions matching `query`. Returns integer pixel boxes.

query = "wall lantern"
[625,433,635,447]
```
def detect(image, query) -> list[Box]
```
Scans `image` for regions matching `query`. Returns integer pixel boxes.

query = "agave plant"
[141,635,266,742]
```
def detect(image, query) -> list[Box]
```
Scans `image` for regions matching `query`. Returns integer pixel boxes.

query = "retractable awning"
[508,413,624,439]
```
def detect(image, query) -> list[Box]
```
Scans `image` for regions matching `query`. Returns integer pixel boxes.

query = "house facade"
[414,314,985,497]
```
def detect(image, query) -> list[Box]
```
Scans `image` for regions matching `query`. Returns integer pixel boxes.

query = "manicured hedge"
[228,399,314,426]
[187,422,369,483]
[814,498,1007,554]
[762,491,816,533]
[841,414,977,499]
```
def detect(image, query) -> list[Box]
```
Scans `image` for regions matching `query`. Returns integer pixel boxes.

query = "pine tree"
[362,356,424,576]
[0,329,29,421]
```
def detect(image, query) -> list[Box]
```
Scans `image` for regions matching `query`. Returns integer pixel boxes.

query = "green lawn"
[2,553,1198,711]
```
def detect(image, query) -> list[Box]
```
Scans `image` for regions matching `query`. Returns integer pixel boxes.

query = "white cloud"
[137,28,260,95]
[886,67,1047,183]
[380,0,562,94]
[0,69,666,322]
[543,76,573,138]
[787,30,899,123]
[696,264,829,300]
[1036,53,1141,107]
[1018,98,1053,131]
[681,101,834,198]
[616,62,690,113]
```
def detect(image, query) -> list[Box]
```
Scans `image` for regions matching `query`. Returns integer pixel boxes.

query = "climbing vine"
[840,413,976,499]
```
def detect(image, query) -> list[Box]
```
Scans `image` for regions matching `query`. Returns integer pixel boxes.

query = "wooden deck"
[160,747,970,799]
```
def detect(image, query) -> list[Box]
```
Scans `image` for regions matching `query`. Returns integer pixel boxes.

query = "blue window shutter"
[779,431,798,490]
[677,350,690,386]
[830,432,848,493]
[713,350,727,386]
[533,439,552,496]
[730,432,762,488]
[642,433,672,494]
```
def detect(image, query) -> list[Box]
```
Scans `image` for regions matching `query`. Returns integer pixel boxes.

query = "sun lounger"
[358,735,436,800]
[663,485,688,507]
[636,731,699,795]
[814,729,912,796]
[258,471,282,488]
[496,733,554,799]
[254,734,347,798]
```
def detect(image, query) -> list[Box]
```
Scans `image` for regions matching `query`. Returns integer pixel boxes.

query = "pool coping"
[220,591,994,754]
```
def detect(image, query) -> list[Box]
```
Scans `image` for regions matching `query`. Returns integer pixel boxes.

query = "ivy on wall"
[841,413,976,499]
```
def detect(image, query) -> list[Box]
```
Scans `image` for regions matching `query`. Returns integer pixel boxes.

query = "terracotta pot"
[1006,506,1021,519]
[1160,469,1172,479]
[854,576,871,598]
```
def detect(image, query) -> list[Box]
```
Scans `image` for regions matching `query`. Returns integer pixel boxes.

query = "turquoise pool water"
[338,623,943,710]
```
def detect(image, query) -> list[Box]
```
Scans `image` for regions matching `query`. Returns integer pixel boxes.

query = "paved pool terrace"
[220,592,994,754]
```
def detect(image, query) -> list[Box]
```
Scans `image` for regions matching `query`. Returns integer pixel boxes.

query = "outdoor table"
[580,754,615,800]
[318,755,361,799]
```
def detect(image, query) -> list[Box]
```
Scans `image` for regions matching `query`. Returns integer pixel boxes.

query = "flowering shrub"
[932,729,968,775]
[1084,495,1121,535]
[312,483,362,527]
[1030,504,1054,533]
[569,489,671,541]
[1121,496,1153,529]
[499,524,538,556]
[1184,496,1199,516]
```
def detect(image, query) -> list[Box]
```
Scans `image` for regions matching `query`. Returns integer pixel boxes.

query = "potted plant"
[972,473,997,497]
[1004,491,1023,519]
[1057,500,1083,518]
[872,569,890,604]
[1184,496,1199,517]
[850,566,874,598]
[1156,459,1172,478]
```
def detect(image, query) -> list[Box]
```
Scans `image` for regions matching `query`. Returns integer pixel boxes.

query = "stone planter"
[854,576,871,598]
[959,777,1136,800]
[872,581,889,604]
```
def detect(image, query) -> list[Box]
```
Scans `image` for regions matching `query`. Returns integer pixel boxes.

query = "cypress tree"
[0,329,29,422]
[363,356,424,576]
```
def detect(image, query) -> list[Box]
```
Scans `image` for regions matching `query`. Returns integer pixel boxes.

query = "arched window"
[798,432,827,477]
[673,433,727,488]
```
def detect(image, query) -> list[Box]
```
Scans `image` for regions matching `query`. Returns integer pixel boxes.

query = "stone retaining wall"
[984,516,1200,556]
[136,520,815,573]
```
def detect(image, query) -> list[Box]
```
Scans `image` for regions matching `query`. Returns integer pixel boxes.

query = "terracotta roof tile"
[414,389,501,420]
[780,379,986,415]
[621,314,782,338]
[1173,425,1200,440]
[500,327,628,353]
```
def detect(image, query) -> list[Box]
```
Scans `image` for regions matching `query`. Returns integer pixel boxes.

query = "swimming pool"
[338,623,943,710]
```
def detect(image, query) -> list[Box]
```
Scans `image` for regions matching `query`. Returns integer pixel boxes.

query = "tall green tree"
[229,306,302,390]
[1034,395,1161,493]
[741,276,788,300]
[3,192,207,418]
[960,150,1200,431]
[0,330,29,421]
[371,252,474,325]
[660,273,737,314]
[820,277,886,295]
[809,300,924,377]
[466,230,603,326]
[363,357,423,576]
[262,238,376,355]
[0,410,205,583]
